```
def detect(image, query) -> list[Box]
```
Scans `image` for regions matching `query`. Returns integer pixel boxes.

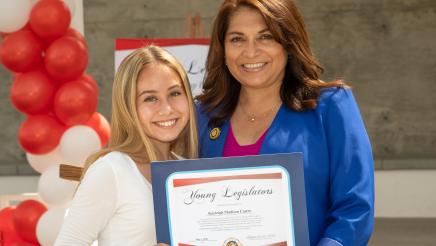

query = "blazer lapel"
[203,120,229,158]
[260,104,297,154]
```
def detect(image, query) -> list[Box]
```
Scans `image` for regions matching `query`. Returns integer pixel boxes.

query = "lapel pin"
[209,127,221,140]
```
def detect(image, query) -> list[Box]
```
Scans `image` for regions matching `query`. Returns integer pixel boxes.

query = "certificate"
[151,153,309,246]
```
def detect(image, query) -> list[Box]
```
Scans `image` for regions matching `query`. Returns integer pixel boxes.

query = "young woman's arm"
[55,159,119,245]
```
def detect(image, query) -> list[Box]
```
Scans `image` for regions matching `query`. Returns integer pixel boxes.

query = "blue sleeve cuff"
[317,237,343,246]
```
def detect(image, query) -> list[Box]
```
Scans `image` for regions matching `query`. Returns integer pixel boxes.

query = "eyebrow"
[137,84,182,98]
[227,28,270,36]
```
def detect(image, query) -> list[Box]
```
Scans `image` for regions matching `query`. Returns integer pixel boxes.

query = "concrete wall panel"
[1,0,435,175]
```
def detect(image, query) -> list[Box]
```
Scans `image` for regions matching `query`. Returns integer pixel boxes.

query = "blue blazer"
[197,88,374,246]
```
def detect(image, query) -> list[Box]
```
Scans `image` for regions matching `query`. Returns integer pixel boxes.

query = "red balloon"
[54,81,98,125]
[10,70,57,114]
[80,73,98,96]
[18,114,65,154]
[0,207,27,245]
[64,28,87,48]
[86,112,111,146]
[30,0,71,40]
[0,30,43,73]
[45,37,88,82]
[12,200,47,244]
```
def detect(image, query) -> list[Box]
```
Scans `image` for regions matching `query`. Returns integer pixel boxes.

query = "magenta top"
[222,123,269,157]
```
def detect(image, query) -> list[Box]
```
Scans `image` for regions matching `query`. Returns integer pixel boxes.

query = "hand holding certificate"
[151,153,309,246]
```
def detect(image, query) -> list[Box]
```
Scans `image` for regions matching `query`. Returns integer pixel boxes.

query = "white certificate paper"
[166,166,294,246]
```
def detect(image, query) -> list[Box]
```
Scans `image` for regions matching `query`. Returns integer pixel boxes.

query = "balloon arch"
[0,0,109,245]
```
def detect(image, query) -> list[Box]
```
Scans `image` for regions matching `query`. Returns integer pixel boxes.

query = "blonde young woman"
[55,46,198,246]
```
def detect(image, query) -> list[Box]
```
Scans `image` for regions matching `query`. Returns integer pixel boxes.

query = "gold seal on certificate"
[151,153,310,246]
[223,238,242,246]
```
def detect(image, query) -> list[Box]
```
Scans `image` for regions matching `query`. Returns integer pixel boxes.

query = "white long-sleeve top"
[55,151,157,246]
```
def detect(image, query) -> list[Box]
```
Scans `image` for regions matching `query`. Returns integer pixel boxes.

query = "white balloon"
[0,0,34,33]
[63,0,76,17]
[36,206,68,246]
[38,165,78,206]
[59,125,101,165]
[26,146,67,174]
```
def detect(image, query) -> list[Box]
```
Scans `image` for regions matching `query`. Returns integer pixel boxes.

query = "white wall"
[0,176,40,208]
[375,170,436,218]
[2,170,436,217]
[0,176,39,195]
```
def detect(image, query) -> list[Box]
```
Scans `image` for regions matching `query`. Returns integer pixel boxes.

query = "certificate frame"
[151,153,309,245]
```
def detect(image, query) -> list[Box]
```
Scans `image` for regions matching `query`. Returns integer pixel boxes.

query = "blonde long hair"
[81,46,198,179]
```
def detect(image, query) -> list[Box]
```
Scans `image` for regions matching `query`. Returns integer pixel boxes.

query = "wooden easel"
[185,12,205,38]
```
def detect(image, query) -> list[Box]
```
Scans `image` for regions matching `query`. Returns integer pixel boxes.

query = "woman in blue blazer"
[196,0,374,245]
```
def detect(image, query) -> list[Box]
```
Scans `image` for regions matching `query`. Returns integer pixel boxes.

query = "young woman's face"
[224,6,288,90]
[136,63,190,147]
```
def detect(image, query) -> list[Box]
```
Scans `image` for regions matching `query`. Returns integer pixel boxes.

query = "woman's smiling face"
[224,6,288,90]
[136,63,189,147]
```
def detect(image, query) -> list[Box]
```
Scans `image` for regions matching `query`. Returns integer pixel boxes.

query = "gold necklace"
[239,102,281,123]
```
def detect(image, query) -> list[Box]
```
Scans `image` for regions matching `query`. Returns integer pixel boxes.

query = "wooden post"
[185,12,205,38]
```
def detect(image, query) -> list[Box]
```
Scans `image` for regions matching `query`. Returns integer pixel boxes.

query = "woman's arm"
[320,89,375,246]
[54,158,119,245]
